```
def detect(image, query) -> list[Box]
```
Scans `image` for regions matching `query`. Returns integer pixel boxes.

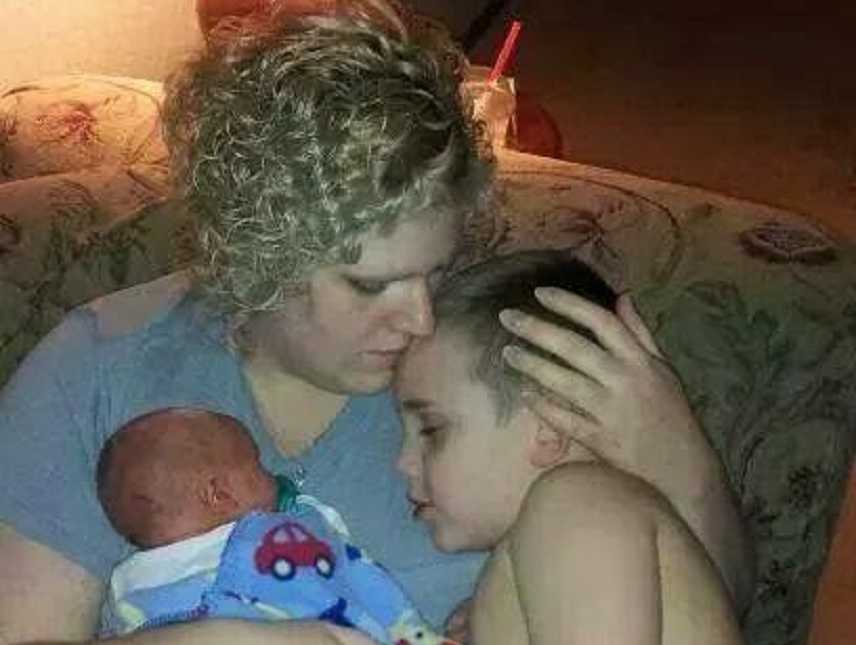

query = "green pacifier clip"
[275,474,300,512]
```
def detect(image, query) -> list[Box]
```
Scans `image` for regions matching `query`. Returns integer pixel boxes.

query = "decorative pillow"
[0,75,167,182]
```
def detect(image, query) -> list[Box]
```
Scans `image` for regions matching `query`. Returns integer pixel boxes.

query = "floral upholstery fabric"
[0,76,195,384]
[1,74,167,180]
[2,75,855,645]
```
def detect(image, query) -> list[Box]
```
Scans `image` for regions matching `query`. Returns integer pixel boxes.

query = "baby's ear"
[200,475,238,513]
[528,419,571,469]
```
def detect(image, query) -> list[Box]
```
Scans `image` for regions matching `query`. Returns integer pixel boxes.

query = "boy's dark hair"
[433,250,617,422]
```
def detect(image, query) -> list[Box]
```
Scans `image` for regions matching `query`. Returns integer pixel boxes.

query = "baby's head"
[395,250,617,552]
[97,408,277,549]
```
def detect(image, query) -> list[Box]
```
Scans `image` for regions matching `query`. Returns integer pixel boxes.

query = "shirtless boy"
[395,250,745,645]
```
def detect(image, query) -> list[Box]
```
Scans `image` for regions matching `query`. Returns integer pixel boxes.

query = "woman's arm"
[0,522,102,645]
[499,290,754,609]
[0,524,377,645]
[110,620,378,645]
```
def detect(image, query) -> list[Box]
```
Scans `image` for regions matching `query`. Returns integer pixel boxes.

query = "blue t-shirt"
[0,272,485,629]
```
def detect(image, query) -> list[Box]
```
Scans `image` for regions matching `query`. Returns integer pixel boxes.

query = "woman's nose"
[390,278,435,337]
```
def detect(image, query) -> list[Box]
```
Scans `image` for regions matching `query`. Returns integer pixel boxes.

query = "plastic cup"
[463,65,516,149]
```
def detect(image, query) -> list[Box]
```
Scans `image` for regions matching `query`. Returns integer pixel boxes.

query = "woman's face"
[244,211,460,394]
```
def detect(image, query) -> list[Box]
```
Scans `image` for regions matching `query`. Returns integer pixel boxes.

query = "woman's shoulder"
[83,270,195,340]
[3,270,240,429]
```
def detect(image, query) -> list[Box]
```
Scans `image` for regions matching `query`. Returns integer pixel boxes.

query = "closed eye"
[347,277,389,295]
[419,425,445,440]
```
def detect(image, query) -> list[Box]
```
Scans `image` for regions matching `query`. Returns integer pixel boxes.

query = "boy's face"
[394,329,539,552]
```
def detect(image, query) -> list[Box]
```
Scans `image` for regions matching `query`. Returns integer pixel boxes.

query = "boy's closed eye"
[417,418,449,448]
[419,425,445,439]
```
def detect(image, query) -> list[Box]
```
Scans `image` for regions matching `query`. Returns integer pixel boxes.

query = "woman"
[0,4,748,644]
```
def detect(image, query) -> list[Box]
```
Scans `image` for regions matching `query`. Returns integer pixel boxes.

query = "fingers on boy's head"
[432,250,617,422]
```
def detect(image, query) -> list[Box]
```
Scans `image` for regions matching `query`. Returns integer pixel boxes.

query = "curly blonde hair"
[161,3,493,318]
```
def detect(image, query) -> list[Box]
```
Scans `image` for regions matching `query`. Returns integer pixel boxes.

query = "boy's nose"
[395,444,420,479]
[395,450,412,476]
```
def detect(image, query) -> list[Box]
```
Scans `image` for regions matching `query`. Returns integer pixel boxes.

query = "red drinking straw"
[488,19,523,83]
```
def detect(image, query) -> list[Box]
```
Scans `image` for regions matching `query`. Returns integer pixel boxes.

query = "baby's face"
[394,330,538,553]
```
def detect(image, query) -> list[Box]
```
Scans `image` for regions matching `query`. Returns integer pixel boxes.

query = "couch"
[2,74,855,645]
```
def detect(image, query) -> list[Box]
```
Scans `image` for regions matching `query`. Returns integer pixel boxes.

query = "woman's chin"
[429,524,482,554]
[431,536,458,553]
[336,366,396,395]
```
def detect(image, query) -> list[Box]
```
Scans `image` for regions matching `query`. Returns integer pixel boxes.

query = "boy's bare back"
[469,463,744,645]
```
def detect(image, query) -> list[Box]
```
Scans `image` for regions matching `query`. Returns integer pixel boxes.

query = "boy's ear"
[528,420,571,469]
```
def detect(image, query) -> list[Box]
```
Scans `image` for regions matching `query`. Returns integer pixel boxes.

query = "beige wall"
[0,0,204,86]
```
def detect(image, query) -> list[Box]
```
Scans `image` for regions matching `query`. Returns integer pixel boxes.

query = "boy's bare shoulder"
[511,462,671,546]
[531,461,670,507]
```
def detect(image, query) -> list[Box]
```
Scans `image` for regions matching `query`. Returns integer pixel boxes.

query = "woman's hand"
[499,288,711,487]
[499,288,754,607]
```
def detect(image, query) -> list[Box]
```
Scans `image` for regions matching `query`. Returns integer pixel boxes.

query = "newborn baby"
[97,407,453,645]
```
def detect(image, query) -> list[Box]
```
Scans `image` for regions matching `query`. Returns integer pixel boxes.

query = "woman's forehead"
[350,211,461,275]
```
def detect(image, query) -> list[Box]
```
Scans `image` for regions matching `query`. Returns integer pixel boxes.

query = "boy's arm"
[502,465,663,645]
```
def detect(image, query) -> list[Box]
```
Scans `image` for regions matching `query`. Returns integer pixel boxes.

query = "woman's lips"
[363,348,406,368]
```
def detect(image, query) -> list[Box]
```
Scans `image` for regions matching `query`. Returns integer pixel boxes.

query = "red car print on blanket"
[255,521,336,580]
